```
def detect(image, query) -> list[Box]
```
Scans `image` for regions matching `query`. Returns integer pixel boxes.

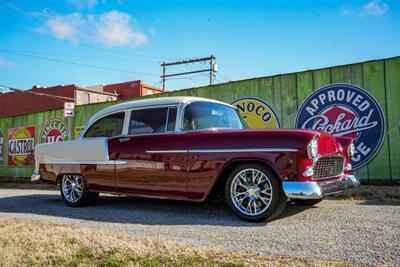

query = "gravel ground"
[0,188,399,266]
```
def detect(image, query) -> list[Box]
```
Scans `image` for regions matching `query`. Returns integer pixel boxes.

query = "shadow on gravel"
[0,193,313,226]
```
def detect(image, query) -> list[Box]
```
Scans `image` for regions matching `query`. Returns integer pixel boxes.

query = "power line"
[0,48,159,63]
[0,49,159,76]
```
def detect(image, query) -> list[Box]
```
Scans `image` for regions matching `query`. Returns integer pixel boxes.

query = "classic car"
[32,96,360,222]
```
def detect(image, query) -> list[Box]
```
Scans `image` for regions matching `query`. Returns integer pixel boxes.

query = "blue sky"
[0,0,399,91]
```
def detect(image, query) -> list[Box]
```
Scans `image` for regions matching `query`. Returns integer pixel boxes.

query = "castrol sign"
[8,126,36,166]
[295,84,385,169]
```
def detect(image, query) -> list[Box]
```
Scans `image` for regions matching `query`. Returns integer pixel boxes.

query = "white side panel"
[35,138,109,164]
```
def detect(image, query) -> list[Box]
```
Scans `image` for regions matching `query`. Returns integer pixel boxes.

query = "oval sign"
[295,83,386,169]
[231,97,280,129]
[41,119,68,143]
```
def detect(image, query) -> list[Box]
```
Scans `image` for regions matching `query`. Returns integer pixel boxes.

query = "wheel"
[60,174,99,207]
[291,198,324,206]
[225,163,287,222]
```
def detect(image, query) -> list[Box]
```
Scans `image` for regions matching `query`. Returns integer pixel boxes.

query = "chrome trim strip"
[146,148,298,154]
[42,160,127,165]
[188,148,299,153]
[146,150,188,154]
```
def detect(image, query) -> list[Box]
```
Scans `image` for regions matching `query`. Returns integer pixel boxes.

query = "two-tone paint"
[32,96,360,203]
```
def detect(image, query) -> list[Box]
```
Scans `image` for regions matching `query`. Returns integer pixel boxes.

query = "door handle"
[118,137,131,142]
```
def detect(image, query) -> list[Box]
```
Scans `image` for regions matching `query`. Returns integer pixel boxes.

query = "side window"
[84,112,125,138]
[128,107,176,135]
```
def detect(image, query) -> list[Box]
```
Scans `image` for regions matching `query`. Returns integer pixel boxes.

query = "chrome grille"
[313,155,345,180]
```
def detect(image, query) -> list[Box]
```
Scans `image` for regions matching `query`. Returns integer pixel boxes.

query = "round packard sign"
[41,119,68,143]
[231,97,280,129]
[295,84,386,169]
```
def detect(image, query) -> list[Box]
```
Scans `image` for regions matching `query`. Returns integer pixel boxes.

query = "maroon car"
[32,97,359,222]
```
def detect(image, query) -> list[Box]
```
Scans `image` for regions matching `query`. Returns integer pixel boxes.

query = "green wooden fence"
[1,56,399,182]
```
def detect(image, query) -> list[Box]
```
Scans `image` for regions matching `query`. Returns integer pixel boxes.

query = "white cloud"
[67,0,98,10]
[44,13,84,41]
[0,59,17,68]
[38,10,148,47]
[360,0,388,16]
[94,11,148,47]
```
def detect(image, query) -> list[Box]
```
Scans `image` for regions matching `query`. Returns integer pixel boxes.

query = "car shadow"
[0,192,314,226]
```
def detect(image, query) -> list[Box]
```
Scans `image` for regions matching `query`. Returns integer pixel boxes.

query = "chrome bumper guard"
[31,172,41,183]
[283,175,360,199]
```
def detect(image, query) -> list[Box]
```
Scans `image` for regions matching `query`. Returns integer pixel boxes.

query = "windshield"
[183,101,248,131]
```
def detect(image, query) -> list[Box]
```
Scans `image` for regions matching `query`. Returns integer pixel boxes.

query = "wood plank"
[385,58,400,181]
[258,77,274,106]
[195,86,211,99]
[349,63,369,181]
[280,74,297,128]
[296,71,313,108]
[273,76,282,121]
[209,83,223,101]
[363,60,390,180]
[331,65,351,83]
[312,68,331,90]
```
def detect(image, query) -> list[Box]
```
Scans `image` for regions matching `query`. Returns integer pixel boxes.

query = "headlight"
[307,137,318,159]
[347,142,355,157]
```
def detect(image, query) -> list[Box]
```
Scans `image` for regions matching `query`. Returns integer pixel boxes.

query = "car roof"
[88,96,233,123]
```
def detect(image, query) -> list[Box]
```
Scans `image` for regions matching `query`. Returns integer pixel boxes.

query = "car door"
[82,111,126,192]
[112,106,189,199]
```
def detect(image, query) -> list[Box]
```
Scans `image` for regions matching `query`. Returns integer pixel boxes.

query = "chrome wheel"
[230,168,273,216]
[62,175,84,203]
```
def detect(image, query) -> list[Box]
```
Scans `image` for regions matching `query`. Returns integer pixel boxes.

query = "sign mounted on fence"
[74,126,85,139]
[8,126,35,166]
[295,83,386,169]
[0,129,4,166]
[41,119,68,143]
[64,102,75,117]
[231,97,280,129]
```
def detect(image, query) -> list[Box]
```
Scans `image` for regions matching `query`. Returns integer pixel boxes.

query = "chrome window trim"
[80,100,240,139]
[80,110,128,140]
[124,104,180,137]
[178,100,242,132]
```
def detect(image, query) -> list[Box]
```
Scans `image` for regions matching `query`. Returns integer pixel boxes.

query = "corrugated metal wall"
[0,56,399,182]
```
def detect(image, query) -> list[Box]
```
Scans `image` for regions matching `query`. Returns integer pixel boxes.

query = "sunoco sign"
[231,97,280,129]
[295,84,386,169]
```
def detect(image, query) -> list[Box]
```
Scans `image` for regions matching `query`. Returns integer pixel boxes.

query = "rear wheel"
[60,174,99,207]
[225,163,286,222]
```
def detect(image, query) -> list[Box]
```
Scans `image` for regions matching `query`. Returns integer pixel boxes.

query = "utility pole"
[161,55,217,90]
[162,62,166,91]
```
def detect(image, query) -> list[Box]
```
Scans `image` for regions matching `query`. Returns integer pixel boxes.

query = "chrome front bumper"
[283,175,360,199]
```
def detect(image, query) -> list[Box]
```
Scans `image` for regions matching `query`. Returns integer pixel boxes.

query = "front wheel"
[60,174,99,207]
[225,163,287,222]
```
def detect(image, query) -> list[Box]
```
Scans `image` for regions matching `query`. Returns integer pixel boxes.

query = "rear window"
[84,112,125,138]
